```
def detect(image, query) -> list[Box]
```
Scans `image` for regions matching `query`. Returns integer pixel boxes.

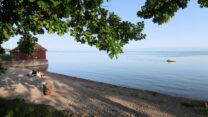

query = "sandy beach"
[0,68,207,117]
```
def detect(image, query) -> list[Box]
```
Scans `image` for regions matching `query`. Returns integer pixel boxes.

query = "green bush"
[0,97,70,117]
[0,54,19,61]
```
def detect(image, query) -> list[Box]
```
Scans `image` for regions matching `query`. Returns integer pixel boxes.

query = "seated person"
[32,70,37,75]
[37,69,44,78]
[27,69,37,77]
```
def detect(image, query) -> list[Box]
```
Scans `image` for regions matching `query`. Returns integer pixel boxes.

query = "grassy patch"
[181,102,208,116]
[0,54,19,61]
[0,97,72,117]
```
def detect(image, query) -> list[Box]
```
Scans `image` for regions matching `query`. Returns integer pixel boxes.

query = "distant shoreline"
[47,71,204,101]
[0,68,207,116]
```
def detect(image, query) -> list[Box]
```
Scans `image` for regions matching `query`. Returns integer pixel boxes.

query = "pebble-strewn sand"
[0,68,207,117]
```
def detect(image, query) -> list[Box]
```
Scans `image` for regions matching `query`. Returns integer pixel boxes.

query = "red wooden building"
[10,43,47,60]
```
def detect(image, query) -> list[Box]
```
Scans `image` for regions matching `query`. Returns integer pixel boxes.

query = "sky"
[2,0,208,51]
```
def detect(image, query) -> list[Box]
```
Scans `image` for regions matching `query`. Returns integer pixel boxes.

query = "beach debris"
[43,81,53,95]
[205,102,208,110]
[167,59,176,62]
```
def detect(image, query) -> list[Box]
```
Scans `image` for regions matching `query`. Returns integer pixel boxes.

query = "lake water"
[46,51,208,101]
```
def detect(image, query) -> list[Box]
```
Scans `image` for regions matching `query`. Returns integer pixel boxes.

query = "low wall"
[0,59,48,67]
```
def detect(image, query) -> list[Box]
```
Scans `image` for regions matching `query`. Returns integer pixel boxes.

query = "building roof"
[10,43,47,52]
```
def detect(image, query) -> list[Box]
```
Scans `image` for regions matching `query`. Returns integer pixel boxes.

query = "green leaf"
[29,0,35,2]
[19,0,24,3]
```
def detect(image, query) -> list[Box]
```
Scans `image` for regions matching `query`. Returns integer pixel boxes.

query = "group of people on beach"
[32,69,44,78]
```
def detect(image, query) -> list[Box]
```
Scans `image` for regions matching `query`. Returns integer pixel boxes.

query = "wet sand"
[0,68,207,117]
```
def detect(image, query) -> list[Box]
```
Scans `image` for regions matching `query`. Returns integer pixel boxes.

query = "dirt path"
[0,68,207,117]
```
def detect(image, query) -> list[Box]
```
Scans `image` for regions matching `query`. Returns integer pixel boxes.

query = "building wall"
[10,52,32,59]
[33,51,46,59]
[10,51,46,60]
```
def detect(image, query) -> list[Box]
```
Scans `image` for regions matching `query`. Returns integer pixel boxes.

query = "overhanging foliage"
[0,0,146,58]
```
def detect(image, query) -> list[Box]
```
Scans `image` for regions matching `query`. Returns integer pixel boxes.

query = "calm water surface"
[47,51,208,101]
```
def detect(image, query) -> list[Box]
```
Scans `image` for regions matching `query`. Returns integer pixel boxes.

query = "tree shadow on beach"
[1,68,207,117]
[47,73,207,117]
[41,73,150,117]
[0,68,44,99]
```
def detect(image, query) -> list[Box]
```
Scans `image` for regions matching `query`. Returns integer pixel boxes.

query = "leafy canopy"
[0,0,208,74]
[0,0,146,58]
[0,0,207,57]
[2,0,207,58]
[138,0,208,25]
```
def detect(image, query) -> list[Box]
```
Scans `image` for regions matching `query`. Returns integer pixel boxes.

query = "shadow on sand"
[0,68,207,117]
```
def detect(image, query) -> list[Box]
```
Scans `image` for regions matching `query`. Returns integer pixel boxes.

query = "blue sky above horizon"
[2,0,208,52]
